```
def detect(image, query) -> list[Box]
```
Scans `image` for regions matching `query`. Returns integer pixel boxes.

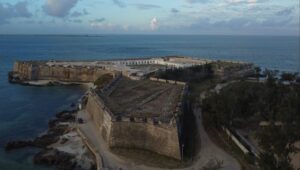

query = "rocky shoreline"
[5,109,96,170]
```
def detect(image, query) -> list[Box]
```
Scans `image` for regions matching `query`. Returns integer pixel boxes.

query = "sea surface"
[0,35,299,170]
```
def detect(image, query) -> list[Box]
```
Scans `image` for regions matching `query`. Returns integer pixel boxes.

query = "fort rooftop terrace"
[99,77,184,122]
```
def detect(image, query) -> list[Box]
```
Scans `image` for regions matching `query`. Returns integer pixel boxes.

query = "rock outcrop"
[5,109,95,170]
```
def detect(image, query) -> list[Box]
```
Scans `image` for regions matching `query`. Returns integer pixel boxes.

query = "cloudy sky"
[0,0,299,35]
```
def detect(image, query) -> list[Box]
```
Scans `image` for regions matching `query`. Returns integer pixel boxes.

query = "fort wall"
[109,121,180,159]
[86,92,113,142]
[13,61,114,82]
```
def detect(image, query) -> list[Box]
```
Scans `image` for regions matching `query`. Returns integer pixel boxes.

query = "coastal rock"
[33,134,60,148]
[5,131,61,151]
[34,149,76,170]
[5,140,34,151]
[48,110,77,128]
[4,107,96,170]
[5,113,71,151]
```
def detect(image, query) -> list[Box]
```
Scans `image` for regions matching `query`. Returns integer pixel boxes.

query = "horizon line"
[0,33,299,37]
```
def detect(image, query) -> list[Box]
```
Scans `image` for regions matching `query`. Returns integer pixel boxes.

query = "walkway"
[189,107,241,170]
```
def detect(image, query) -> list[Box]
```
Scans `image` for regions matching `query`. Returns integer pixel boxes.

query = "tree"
[266,71,276,88]
[254,66,261,80]
[281,73,297,82]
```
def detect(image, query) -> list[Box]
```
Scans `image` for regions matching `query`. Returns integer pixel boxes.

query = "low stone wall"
[224,128,248,154]
[149,77,186,86]
[85,91,181,160]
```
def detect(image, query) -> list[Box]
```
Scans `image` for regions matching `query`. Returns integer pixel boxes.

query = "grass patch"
[189,77,220,102]
[94,74,113,89]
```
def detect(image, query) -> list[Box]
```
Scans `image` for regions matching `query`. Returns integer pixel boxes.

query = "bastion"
[86,76,185,159]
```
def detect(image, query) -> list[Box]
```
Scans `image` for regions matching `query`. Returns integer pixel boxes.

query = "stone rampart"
[109,121,180,159]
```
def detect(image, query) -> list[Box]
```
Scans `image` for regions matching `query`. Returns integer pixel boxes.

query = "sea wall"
[13,61,34,80]
[13,61,113,82]
[85,91,181,160]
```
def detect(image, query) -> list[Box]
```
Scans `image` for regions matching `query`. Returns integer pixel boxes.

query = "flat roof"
[100,78,183,118]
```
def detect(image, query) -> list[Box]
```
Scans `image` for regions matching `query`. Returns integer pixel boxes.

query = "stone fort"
[10,56,208,160]
[10,56,255,160]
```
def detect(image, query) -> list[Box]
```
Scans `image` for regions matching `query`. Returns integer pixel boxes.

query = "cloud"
[43,0,79,17]
[89,18,129,32]
[70,9,89,17]
[134,4,160,10]
[184,0,211,3]
[90,18,106,23]
[72,19,82,23]
[162,16,296,35]
[171,8,180,13]
[0,1,32,25]
[150,17,158,31]
[89,18,108,28]
[225,0,268,6]
[276,7,294,16]
[112,0,126,8]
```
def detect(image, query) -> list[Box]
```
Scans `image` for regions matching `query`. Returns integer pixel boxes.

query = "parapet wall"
[149,77,186,86]
[13,61,114,82]
[85,91,181,160]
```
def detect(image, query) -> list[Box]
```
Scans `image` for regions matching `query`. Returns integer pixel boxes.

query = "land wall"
[86,92,181,160]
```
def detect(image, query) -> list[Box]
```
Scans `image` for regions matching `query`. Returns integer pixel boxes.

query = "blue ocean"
[0,35,299,170]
